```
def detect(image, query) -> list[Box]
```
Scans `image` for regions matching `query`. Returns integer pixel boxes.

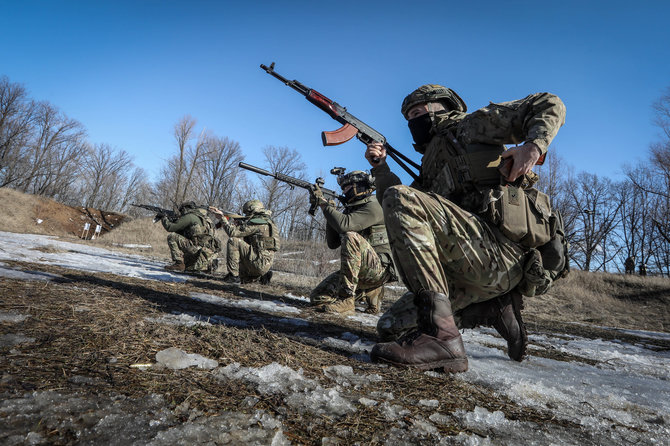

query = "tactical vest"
[244,216,280,252]
[184,209,222,253]
[421,126,504,211]
[344,197,391,257]
[421,122,570,294]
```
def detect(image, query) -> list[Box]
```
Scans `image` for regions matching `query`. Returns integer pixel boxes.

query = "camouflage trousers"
[227,237,274,280]
[167,233,216,272]
[310,232,393,309]
[377,185,525,340]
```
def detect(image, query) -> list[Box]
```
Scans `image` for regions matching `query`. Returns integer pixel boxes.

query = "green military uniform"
[219,208,279,282]
[624,256,635,274]
[162,207,220,272]
[374,92,566,342]
[310,195,396,313]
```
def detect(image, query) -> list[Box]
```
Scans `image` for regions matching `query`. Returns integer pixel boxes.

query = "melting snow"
[1,230,669,445]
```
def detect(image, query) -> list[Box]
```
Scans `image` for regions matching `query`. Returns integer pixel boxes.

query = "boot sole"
[372,356,468,374]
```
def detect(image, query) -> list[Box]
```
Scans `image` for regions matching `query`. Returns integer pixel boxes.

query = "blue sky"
[2,0,669,189]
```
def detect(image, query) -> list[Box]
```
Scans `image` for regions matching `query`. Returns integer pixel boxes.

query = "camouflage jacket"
[161,213,204,238]
[372,92,566,207]
[322,196,393,262]
[219,213,280,252]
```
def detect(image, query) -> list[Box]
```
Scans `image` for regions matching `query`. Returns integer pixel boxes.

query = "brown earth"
[0,187,129,239]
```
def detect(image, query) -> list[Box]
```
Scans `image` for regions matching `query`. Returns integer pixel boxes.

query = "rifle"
[238,162,339,216]
[131,203,220,223]
[131,204,179,222]
[260,62,420,182]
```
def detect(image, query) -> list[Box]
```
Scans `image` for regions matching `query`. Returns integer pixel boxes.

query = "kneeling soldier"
[210,200,279,284]
[162,201,221,273]
[310,169,396,315]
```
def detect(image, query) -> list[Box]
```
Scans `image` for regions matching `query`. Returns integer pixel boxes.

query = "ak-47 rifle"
[260,62,421,182]
[131,203,220,223]
[238,162,339,216]
[131,203,179,222]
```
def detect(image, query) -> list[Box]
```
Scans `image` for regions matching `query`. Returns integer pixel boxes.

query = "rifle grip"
[321,123,358,146]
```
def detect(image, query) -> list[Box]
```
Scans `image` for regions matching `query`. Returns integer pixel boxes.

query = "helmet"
[242,199,265,216]
[336,170,375,203]
[178,201,197,215]
[401,84,467,118]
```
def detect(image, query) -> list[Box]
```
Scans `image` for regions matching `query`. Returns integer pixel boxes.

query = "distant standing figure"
[639,263,647,277]
[624,256,635,275]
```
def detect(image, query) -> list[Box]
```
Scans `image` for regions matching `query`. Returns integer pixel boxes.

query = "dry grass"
[526,270,670,332]
[0,187,128,239]
[0,187,57,235]
[94,217,172,259]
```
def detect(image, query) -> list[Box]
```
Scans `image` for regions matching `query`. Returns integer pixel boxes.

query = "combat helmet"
[242,199,265,216]
[178,201,197,215]
[401,84,467,118]
[335,169,375,204]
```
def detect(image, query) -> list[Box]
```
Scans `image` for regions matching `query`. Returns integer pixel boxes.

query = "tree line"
[1,75,668,275]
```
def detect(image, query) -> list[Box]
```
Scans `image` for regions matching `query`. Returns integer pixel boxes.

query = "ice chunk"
[0,333,35,347]
[0,312,30,323]
[155,347,218,370]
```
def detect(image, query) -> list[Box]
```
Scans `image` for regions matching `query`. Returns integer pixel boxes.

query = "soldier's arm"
[161,214,199,233]
[367,143,421,203]
[459,92,566,156]
[322,200,384,234]
[219,220,260,238]
[325,222,341,249]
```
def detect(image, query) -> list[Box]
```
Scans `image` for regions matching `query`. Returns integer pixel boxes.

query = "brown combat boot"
[363,287,384,314]
[165,260,185,272]
[371,291,468,373]
[320,297,355,315]
[459,290,527,362]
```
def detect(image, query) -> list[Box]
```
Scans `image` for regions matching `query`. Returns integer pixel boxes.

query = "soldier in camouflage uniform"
[210,200,279,284]
[365,85,566,373]
[162,201,221,273]
[309,169,396,315]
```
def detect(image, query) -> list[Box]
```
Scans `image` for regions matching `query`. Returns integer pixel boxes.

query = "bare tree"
[194,136,244,209]
[154,116,207,208]
[0,76,37,188]
[77,143,133,210]
[14,101,87,198]
[566,172,622,271]
[256,146,311,237]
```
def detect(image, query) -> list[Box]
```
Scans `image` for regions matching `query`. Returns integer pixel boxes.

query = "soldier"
[639,262,647,277]
[162,201,221,273]
[624,256,636,274]
[309,169,397,315]
[365,85,566,373]
[209,200,279,284]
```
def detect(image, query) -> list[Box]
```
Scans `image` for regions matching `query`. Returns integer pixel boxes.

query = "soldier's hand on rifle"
[310,184,331,209]
[208,206,224,219]
[499,142,541,182]
[365,142,387,167]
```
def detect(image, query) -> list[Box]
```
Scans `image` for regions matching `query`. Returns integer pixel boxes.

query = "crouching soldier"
[309,169,396,315]
[162,201,221,273]
[210,200,279,284]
